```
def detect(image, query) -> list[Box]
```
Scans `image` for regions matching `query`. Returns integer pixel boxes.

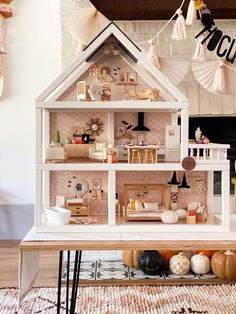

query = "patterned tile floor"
[63,260,217,281]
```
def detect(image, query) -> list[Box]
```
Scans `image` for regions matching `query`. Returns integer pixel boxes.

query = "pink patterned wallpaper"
[50,112,108,143]
[115,112,171,145]
[50,171,108,215]
[50,111,171,146]
[50,171,207,216]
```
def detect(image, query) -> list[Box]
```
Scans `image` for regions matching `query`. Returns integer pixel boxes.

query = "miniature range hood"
[132,112,150,131]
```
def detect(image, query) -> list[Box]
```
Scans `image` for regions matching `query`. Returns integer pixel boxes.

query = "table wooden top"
[19,239,236,252]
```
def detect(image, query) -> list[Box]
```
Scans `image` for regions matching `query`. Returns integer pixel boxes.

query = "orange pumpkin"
[211,250,236,280]
[159,250,178,269]
[195,250,217,259]
[123,250,142,268]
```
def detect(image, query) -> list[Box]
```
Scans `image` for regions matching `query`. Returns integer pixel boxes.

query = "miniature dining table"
[126,144,159,163]
[18,220,236,313]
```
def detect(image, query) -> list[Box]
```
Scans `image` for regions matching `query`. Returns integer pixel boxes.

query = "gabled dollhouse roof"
[36,22,188,104]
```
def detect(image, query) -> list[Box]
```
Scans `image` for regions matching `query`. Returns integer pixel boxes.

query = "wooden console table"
[18,219,236,314]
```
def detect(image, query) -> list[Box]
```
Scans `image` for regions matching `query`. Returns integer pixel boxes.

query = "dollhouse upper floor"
[36,22,230,168]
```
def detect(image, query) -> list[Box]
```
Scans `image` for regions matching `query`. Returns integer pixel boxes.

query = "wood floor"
[0,241,58,288]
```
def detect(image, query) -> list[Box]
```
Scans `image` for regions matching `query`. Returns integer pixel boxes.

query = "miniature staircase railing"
[188,143,230,161]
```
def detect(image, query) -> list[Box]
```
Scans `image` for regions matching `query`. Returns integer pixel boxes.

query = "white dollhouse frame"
[35,22,230,233]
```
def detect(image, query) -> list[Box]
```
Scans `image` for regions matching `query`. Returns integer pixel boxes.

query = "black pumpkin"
[138,250,164,275]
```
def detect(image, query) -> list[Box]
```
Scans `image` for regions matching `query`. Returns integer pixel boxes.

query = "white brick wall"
[61,20,236,116]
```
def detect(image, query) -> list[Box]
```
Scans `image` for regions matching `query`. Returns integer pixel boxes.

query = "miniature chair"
[131,149,141,163]
[89,142,107,162]
[144,149,154,163]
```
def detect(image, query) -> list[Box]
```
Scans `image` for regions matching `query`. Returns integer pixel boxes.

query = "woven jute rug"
[1,285,236,314]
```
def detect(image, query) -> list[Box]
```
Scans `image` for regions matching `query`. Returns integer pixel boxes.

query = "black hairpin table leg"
[66,251,71,313]
[70,250,82,314]
[57,250,82,314]
[57,251,63,314]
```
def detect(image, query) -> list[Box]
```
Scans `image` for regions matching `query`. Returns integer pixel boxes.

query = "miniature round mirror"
[75,179,88,198]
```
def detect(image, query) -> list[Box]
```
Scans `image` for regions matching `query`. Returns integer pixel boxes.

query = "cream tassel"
[211,61,225,94]
[171,9,186,40]
[192,34,206,62]
[186,0,197,26]
[147,38,160,69]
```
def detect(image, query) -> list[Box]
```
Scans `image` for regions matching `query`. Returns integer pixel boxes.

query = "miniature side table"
[232,177,236,213]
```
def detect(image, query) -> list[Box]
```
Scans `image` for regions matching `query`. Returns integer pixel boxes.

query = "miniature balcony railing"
[188,143,230,161]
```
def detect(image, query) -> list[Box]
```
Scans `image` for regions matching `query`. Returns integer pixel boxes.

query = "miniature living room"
[1,0,236,313]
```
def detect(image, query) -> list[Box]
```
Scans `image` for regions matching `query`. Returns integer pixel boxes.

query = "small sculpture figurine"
[195,127,210,144]
[195,127,202,143]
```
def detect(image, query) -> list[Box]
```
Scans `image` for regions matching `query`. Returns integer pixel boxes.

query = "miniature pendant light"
[168,171,180,185]
[179,173,190,188]
[186,0,197,26]
[147,38,160,69]
[192,34,206,62]
[171,9,186,41]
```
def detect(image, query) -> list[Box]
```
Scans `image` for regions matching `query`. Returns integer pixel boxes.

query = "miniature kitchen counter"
[126,145,159,163]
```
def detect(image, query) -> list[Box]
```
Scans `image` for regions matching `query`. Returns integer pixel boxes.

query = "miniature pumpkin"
[159,250,178,269]
[175,209,187,220]
[161,210,178,224]
[191,252,211,274]
[138,250,164,275]
[123,250,142,268]
[211,250,236,280]
[169,252,190,275]
[195,250,217,259]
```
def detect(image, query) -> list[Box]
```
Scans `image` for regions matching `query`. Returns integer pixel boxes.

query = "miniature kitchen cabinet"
[35,22,230,233]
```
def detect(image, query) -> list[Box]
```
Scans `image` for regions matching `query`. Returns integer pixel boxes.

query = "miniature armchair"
[89,142,107,162]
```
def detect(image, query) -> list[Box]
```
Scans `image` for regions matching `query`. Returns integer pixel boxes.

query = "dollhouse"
[35,22,230,233]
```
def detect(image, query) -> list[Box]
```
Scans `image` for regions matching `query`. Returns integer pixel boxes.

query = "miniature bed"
[123,183,171,221]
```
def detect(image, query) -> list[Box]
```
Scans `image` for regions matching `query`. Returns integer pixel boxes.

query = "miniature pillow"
[135,199,144,211]
[143,202,159,211]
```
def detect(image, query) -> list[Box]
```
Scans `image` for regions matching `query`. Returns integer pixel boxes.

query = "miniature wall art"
[86,118,104,136]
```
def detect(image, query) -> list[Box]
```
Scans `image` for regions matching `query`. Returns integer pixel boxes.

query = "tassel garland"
[186,0,197,26]
[200,6,215,29]
[192,34,206,62]
[171,9,186,41]
[194,0,205,10]
[147,38,160,68]
[210,61,225,94]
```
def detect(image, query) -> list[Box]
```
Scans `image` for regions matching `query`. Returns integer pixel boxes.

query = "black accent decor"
[132,112,150,131]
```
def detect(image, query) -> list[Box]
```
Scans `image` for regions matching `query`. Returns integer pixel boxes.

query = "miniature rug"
[1,285,236,314]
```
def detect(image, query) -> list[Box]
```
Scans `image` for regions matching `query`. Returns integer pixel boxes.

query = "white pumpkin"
[161,210,178,224]
[175,209,187,220]
[169,252,190,275]
[191,252,211,274]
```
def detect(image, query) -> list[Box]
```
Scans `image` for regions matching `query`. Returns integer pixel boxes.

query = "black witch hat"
[179,173,190,188]
[167,171,180,185]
